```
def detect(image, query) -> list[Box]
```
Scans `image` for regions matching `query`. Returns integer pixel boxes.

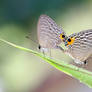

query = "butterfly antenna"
[25,35,38,45]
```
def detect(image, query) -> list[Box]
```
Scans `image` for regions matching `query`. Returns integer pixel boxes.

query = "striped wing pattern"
[67,29,92,63]
[37,15,64,48]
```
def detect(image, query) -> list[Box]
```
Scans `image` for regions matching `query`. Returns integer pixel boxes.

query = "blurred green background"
[0,0,92,92]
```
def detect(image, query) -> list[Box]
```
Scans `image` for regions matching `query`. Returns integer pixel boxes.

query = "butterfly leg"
[73,59,88,68]
[49,48,52,57]
[56,46,65,52]
[74,59,84,65]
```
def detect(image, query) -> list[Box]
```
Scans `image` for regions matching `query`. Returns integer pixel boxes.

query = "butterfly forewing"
[37,15,64,48]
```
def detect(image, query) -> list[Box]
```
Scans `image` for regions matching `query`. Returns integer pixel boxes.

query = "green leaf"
[0,38,92,88]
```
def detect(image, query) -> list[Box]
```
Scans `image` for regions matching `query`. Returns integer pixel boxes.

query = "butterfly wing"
[37,15,64,48]
[67,29,92,63]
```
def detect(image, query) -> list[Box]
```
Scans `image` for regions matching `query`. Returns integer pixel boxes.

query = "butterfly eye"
[68,38,71,42]
[67,37,75,46]
[59,34,65,40]
[62,35,65,38]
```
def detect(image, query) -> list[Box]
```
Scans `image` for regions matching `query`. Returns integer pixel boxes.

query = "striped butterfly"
[37,14,66,54]
[63,29,92,65]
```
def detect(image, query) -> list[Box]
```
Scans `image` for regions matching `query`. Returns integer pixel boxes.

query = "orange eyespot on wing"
[59,34,65,40]
[67,37,75,46]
